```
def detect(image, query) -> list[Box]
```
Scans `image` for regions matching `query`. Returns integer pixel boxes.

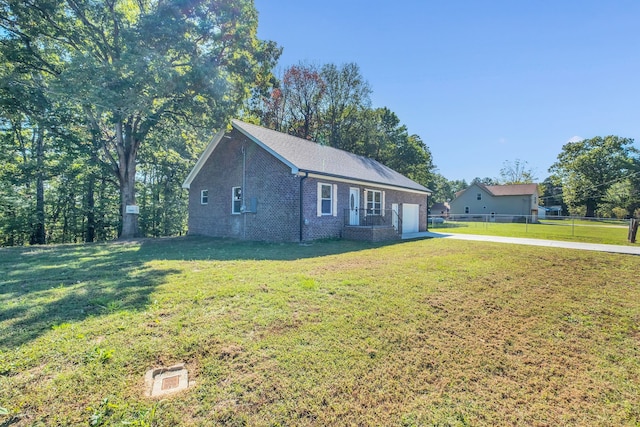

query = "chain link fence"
[427,214,632,244]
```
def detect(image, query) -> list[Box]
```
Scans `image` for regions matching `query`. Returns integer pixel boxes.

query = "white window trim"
[365,188,384,215]
[200,189,208,205]
[232,186,242,214]
[317,182,337,217]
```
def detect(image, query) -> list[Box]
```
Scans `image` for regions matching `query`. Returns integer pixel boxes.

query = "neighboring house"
[546,205,563,217]
[182,120,432,242]
[430,201,450,218]
[538,206,547,219]
[449,183,539,220]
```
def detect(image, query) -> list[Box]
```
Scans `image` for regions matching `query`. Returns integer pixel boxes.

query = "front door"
[392,203,399,230]
[349,187,360,225]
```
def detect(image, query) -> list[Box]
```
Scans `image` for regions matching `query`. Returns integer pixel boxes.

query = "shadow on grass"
[0,235,399,349]
[0,241,183,350]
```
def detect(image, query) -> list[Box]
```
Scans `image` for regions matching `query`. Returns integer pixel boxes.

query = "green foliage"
[428,175,469,204]
[549,136,639,217]
[500,159,537,184]
[248,63,436,189]
[0,0,280,241]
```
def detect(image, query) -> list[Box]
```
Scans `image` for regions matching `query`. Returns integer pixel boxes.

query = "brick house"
[182,120,432,242]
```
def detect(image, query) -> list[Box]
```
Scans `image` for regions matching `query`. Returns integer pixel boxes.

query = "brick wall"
[188,130,300,241]
[188,130,429,241]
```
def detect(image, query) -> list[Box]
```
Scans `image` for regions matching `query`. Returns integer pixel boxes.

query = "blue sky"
[254,0,640,183]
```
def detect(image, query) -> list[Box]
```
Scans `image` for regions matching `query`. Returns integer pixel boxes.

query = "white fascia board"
[181,128,226,189]
[232,122,299,174]
[301,172,431,196]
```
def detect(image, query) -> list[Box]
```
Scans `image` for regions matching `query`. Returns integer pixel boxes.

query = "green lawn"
[429,218,633,245]
[1,236,639,426]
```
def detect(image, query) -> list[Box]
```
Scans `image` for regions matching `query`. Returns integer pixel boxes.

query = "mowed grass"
[431,219,632,245]
[1,236,639,426]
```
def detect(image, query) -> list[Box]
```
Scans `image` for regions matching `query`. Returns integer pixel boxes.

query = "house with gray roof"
[449,182,539,221]
[182,120,432,241]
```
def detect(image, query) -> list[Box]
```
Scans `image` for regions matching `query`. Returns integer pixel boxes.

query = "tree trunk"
[85,175,96,243]
[116,121,140,239]
[585,199,597,218]
[119,167,139,239]
[30,129,46,245]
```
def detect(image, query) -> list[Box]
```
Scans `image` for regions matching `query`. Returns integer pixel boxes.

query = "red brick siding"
[188,130,300,241]
[188,130,429,241]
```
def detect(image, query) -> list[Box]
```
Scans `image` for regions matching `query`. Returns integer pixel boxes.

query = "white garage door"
[402,204,419,234]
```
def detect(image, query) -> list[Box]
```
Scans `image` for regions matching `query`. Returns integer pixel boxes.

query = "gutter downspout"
[299,172,308,242]
[426,193,430,231]
[242,145,247,239]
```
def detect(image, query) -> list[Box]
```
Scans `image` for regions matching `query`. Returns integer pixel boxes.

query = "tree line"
[0,0,279,245]
[1,1,638,247]
[244,62,436,190]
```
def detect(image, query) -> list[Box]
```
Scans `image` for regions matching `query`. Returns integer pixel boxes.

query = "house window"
[200,190,208,205]
[232,186,242,214]
[367,190,382,215]
[464,206,470,214]
[317,183,337,217]
[320,183,332,215]
[477,193,482,200]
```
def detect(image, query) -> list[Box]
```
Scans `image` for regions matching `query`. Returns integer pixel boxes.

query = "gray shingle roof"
[484,183,538,196]
[454,183,538,199]
[233,120,431,194]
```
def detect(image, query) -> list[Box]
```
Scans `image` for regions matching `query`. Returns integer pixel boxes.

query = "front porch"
[342,208,402,242]
[343,225,401,242]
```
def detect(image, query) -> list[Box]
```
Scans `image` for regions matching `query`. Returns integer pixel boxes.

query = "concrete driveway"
[403,231,640,256]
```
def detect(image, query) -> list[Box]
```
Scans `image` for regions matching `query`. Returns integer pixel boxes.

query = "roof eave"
[232,120,299,174]
[300,170,432,195]
[181,128,226,189]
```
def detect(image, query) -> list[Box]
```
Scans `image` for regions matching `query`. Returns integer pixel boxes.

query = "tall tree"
[500,159,537,184]
[472,177,499,186]
[427,174,468,203]
[539,176,567,214]
[549,136,639,217]
[0,0,280,238]
[282,63,325,140]
[319,62,371,151]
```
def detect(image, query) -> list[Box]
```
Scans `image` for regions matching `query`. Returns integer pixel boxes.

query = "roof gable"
[184,120,431,194]
[484,183,538,196]
[454,183,538,199]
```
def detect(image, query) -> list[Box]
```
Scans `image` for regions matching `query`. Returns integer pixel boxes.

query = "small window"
[317,183,337,217]
[477,193,482,200]
[320,183,332,215]
[232,186,242,214]
[464,206,470,214]
[367,190,382,215]
[201,190,208,205]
